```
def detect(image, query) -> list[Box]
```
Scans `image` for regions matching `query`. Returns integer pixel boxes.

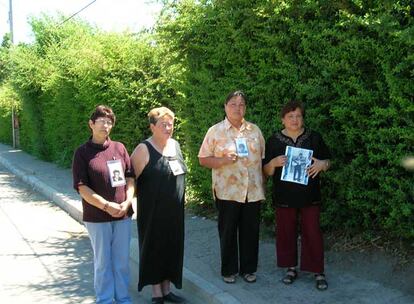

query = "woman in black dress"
[263,100,331,291]
[131,107,186,304]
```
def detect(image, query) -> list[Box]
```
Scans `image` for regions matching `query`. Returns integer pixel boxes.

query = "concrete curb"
[0,153,83,223]
[0,149,240,304]
[130,237,240,304]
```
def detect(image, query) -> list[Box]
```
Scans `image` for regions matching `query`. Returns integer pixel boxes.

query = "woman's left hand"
[113,200,130,218]
[308,157,325,178]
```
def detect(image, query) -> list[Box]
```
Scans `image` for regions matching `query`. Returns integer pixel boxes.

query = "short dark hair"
[225,90,247,105]
[280,100,305,118]
[90,105,116,124]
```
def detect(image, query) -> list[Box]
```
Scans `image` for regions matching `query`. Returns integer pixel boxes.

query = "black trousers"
[216,198,261,276]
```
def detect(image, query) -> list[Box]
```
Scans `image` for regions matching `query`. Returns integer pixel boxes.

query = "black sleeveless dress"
[136,139,186,291]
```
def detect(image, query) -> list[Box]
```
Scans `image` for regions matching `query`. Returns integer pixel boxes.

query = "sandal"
[315,274,328,291]
[242,273,256,283]
[223,274,236,284]
[282,267,297,285]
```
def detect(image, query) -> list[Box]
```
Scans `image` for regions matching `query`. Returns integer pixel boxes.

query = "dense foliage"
[0,34,17,145]
[1,16,176,165]
[0,1,412,239]
[155,0,414,238]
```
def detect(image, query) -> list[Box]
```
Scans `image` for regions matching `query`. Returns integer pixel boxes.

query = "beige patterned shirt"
[198,118,265,203]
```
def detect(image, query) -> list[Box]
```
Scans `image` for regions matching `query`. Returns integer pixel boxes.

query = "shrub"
[0,1,412,239]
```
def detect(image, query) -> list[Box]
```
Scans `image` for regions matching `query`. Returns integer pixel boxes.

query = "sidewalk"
[0,163,153,303]
[0,166,96,304]
[0,142,413,304]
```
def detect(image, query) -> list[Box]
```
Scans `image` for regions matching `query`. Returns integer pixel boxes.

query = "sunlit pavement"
[0,165,194,304]
[0,167,96,303]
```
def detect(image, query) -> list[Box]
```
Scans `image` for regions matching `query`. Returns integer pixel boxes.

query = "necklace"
[282,128,304,142]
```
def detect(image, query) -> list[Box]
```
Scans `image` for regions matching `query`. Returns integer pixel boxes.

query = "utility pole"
[9,0,17,148]
[8,0,14,43]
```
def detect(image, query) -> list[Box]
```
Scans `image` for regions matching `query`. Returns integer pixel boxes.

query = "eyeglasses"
[158,122,173,129]
[95,119,113,126]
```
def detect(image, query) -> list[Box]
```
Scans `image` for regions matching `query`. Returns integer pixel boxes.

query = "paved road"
[0,165,96,303]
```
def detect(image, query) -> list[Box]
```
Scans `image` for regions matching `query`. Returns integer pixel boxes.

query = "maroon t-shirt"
[72,138,134,222]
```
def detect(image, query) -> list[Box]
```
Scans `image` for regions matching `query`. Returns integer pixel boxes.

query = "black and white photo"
[281,146,313,185]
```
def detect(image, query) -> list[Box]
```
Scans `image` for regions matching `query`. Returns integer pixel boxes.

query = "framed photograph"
[235,137,249,157]
[281,146,313,185]
[107,159,126,187]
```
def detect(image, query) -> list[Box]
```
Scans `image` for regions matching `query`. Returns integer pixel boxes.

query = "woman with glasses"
[72,105,135,304]
[131,107,186,304]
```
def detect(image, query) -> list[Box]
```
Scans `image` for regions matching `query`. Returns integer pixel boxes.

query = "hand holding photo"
[281,146,313,185]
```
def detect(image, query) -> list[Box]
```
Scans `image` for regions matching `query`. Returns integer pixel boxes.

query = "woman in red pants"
[263,100,331,291]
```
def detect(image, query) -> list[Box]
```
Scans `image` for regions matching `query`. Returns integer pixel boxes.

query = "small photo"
[281,146,313,185]
[235,137,249,157]
[107,159,126,188]
[168,160,185,176]
[112,169,124,182]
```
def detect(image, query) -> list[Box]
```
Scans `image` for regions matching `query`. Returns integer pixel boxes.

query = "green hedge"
[0,1,412,239]
[156,0,414,237]
[6,16,176,164]
[0,36,15,145]
[0,82,18,145]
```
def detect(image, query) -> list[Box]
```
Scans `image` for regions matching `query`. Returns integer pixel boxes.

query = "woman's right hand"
[271,155,287,168]
[263,154,287,177]
[222,151,238,166]
[106,202,124,218]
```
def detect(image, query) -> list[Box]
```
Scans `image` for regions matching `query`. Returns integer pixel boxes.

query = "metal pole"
[11,107,15,148]
[8,0,14,44]
[9,0,16,148]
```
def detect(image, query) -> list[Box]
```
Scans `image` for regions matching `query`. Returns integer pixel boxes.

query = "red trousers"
[275,205,324,273]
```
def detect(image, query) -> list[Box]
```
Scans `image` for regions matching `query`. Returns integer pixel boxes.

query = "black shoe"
[282,267,298,285]
[163,292,185,303]
[315,273,328,291]
[152,297,164,304]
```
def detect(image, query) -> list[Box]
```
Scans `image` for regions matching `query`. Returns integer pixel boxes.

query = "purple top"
[72,138,134,222]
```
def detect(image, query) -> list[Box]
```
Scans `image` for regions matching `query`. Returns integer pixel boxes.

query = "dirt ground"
[324,232,414,296]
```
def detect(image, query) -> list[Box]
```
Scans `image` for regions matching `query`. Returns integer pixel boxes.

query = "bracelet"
[102,202,109,212]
